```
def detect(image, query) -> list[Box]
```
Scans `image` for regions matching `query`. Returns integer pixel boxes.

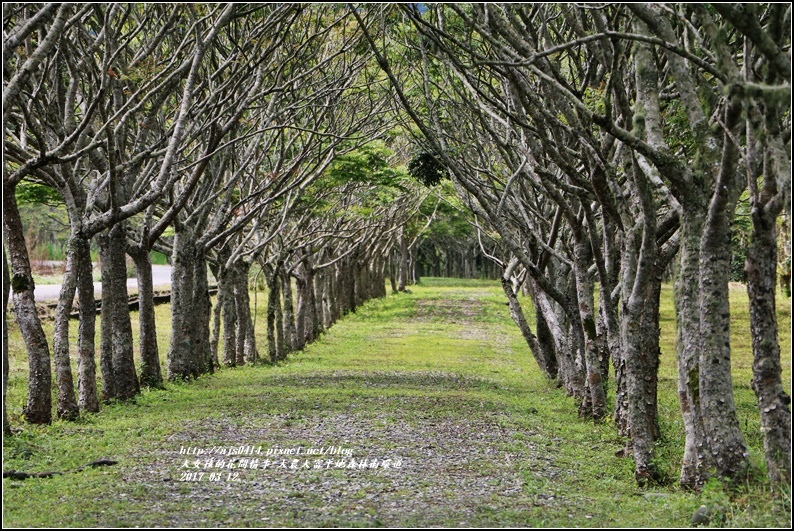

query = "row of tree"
[352,4,791,487]
[3,3,790,491]
[2,5,423,433]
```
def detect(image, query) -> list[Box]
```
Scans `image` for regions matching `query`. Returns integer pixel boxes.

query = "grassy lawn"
[2,278,791,527]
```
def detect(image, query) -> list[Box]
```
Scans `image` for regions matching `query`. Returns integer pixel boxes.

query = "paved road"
[34,265,173,302]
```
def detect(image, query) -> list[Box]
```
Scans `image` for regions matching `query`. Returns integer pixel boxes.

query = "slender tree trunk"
[193,251,213,375]
[51,235,80,419]
[267,266,279,362]
[389,250,398,293]
[130,247,162,388]
[501,260,556,379]
[233,264,247,366]
[744,113,791,483]
[75,234,99,412]
[169,230,195,378]
[527,280,558,381]
[4,185,52,424]
[220,263,237,367]
[239,262,258,364]
[281,271,296,357]
[398,229,408,291]
[3,245,11,434]
[210,275,223,370]
[676,212,714,489]
[746,204,791,483]
[100,224,139,401]
[697,134,749,482]
[294,271,308,350]
[98,232,116,400]
[273,268,284,360]
[535,287,583,399]
[572,235,606,419]
[303,264,320,343]
[329,264,341,323]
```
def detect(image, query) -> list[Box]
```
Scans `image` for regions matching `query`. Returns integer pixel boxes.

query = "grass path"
[3,280,789,527]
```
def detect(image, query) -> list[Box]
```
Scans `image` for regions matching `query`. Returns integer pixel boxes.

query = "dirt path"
[118,287,572,527]
[6,284,698,527]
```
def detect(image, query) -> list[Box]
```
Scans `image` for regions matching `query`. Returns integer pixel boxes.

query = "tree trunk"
[51,235,80,420]
[98,231,116,400]
[100,224,139,401]
[220,262,237,367]
[4,184,52,424]
[389,251,398,293]
[281,271,296,357]
[746,203,791,483]
[676,212,714,489]
[193,250,213,375]
[3,245,11,434]
[130,247,162,389]
[398,229,408,291]
[304,264,320,343]
[572,236,606,419]
[744,114,791,484]
[210,275,223,370]
[75,235,99,412]
[501,262,556,379]
[169,226,211,380]
[535,287,583,399]
[697,139,749,481]
[233,263,248,366]
[329,263,341,323]
[528,280,558,381]
[294,273,307,351]
[273,268,284,360]
[267,266,279,362]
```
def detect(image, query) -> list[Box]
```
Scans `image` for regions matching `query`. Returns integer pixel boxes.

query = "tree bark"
[169,225,211,380]
[697,116,749,482]
[75,235,99,412]
[267,266,280,362]
[209,272,223,370]
[218,261,237,367]
[98,232,116,400]
[51,235,80,420]
[501,261,556,379]
[232,263,248,366]
[3,245,11,434]
[99,224,139,401]
[129,247,162,388]
[294,273,307,351]
[4,184,52,424]
[281,270,296,357]
[572,234,606,419]
[398,228,408,291]
[744,108,791,484]
[676,212,714,489]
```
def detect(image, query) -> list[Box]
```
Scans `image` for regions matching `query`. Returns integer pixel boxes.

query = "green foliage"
[15,188,70,262]
[15,182,62,206]
[408,152,449,187]
[150,251,169,266]
[325,143,404,190]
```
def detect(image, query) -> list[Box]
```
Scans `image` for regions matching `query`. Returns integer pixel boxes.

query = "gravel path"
[112,290,573,527]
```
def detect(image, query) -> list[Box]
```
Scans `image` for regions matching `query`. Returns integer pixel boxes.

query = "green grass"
[2,278,791,527]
